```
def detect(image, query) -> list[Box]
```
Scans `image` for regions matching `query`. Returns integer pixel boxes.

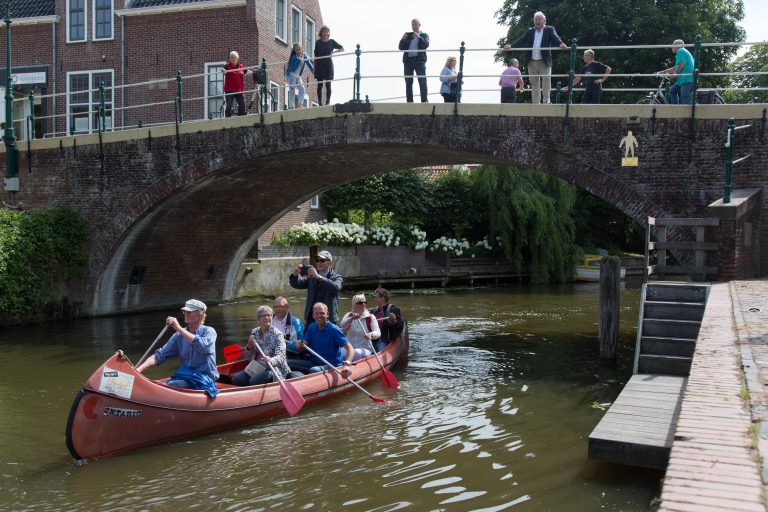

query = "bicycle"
[636,74,725,104]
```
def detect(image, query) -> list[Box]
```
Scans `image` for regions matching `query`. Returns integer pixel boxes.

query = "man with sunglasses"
[289,250,343,326]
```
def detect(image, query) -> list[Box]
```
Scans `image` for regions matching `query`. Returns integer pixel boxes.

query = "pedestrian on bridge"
[499,58,525,104]
[313,25,344,106]
[562,49,612,104]
[504,11,568,104]
[439,56,459,102]
[399,18,430,103]
[221,51,251,117]
[658,39,694,105]
[285,43,314,109]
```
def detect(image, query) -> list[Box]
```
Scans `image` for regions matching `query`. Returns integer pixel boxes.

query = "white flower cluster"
[368,226,400,247]
[289,220,367,245]
[429,236,471,256]
[476,236,494,251]
[409,225,429,250]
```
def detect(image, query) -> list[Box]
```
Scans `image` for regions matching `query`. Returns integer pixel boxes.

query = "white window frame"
[305,16,315,57]
[66,69,114,134]
[310,194,320,209]
[269,80,280,112]
[290,6,302,46]
[204,61,226,119]
[92,0,114,40]
[275,0,287,43]
[67,0,88,43]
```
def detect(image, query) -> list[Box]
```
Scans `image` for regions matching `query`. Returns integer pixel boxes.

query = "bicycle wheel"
[636,97,662,105]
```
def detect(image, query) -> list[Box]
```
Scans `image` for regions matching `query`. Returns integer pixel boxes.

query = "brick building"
[1,0,324,138]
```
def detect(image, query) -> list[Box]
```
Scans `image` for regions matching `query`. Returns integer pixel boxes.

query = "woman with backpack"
[340,294,380,361]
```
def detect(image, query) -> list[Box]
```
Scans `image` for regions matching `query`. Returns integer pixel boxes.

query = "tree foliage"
[0,207,88,320]
[495,0,745,99]
[728,44,768,103]
[471,165,577,283]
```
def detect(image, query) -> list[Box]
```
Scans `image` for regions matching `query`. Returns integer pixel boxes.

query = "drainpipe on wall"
[120,15,124,129]
[51,21,56,136]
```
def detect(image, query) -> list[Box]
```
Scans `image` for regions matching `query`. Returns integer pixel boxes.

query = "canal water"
[1,284,662,511]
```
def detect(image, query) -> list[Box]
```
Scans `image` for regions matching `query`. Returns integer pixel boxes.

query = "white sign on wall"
[11,72,46,85]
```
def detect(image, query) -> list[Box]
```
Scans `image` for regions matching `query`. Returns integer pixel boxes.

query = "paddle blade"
[380,368,400,389]
[369,394,388,403]
[223,344,245,362]
[278,380,305,416]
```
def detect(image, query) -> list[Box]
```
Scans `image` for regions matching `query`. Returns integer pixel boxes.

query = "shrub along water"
[0,206,88,323]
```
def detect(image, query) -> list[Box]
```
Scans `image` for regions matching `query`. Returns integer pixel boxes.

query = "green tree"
[422,169,480,239]
[471,165,577,283]
[0,207,88,320]
[728,43,768,103]
[321,169,430,226]
[496,0,745,99]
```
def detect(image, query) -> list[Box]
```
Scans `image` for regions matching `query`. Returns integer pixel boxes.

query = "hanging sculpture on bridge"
[620,130,639,167]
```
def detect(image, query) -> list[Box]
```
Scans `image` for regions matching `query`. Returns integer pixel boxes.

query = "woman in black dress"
[313,26,344,106]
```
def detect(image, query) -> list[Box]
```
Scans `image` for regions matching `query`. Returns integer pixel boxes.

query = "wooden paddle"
[136,325,169,367]
[301,344,387,403]
[222,343,304,416]
[250,342,305,416]
[357,317,399,389]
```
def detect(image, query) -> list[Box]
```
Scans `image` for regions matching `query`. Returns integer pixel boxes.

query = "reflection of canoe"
[575,255,626,282]
[66,327,409,461]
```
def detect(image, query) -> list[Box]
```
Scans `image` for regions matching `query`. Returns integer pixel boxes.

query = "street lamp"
[3,2,18,192]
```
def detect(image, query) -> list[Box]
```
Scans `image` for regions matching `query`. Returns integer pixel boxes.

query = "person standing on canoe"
[289,250,343,325]
[290,302,354,374]
[136,299,219,389]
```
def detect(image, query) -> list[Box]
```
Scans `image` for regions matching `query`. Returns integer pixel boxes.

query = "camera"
[299,264,309,276]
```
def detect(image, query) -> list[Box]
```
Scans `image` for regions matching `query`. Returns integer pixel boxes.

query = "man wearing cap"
[136,299,219,388]
[289,250,343,325]
[659,39,694,105]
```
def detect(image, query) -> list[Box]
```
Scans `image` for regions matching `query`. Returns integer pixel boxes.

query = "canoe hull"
[66,329,408,461]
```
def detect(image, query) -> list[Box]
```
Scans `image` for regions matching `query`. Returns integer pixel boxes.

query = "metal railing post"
[724,118,734,204]
[555,82,561,104]
[260,58,268,113]
[457,41,465,104]
[354,44,361,102]
[3,10,18,189]
[176,70,183,123]
[563,38,577,143]
[98,81,106,133]
[28,90,35,139]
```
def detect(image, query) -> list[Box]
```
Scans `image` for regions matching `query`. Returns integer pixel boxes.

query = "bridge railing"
[10,38,768,140]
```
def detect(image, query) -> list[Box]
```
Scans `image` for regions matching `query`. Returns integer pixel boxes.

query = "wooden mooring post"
[599,256,621,362]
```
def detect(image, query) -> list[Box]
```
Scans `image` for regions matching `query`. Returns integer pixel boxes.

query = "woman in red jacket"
[221,50,251,117]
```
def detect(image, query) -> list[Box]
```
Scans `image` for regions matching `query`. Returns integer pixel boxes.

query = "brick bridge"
[2,103,765,315]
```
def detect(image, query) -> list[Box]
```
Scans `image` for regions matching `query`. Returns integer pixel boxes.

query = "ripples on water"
[1,286,661,511]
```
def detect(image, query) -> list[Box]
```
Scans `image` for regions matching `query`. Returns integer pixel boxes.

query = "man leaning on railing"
[658,39,694,105]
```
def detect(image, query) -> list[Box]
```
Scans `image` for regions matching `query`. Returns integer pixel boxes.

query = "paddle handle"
[302,344,383,401]
[136,325,169,367]
[360,318,399,389]
[357,317,384,363]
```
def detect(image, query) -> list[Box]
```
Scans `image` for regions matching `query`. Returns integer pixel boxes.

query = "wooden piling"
[599,256,621,362]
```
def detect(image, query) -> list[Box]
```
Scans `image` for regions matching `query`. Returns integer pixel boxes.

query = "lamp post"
[3,4,18,191]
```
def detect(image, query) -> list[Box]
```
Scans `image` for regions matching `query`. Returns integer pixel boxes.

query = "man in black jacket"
[289,250,343,325]
[398,18,430,103]
[506,11,567,104]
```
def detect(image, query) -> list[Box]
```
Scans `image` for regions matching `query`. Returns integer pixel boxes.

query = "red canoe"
[66,327,409,460]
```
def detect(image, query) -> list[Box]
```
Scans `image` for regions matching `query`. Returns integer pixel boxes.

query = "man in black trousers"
[399,18,430,103]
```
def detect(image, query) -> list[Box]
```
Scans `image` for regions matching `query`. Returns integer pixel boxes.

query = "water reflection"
[1,285,661,511]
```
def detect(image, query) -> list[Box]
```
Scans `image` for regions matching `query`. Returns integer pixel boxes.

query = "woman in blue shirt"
[285,43,315,109]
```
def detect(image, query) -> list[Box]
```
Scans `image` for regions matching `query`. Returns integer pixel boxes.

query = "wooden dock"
[588,374,686,470]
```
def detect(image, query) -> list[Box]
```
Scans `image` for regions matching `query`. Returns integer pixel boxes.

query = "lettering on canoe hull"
[103,406,142,418]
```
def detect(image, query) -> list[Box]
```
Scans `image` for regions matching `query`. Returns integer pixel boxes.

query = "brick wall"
[0,0,323,135]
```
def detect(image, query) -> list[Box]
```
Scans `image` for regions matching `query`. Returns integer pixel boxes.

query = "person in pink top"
[499,58,525,104]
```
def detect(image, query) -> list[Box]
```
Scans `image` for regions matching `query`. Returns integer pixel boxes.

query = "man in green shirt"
[659,39,694,105]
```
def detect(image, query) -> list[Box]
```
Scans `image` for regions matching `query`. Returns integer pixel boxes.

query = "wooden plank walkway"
[589,374,686,470]
[658,283,764,512]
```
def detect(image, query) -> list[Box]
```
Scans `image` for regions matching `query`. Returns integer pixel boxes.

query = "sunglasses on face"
[356,301,367,305]
[316,258,329,263]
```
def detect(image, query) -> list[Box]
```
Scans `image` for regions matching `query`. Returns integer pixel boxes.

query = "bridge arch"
[6,103,766,314]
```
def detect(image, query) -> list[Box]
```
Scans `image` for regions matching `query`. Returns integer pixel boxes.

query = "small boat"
[66,327,409,461]
[575,254,626,282]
